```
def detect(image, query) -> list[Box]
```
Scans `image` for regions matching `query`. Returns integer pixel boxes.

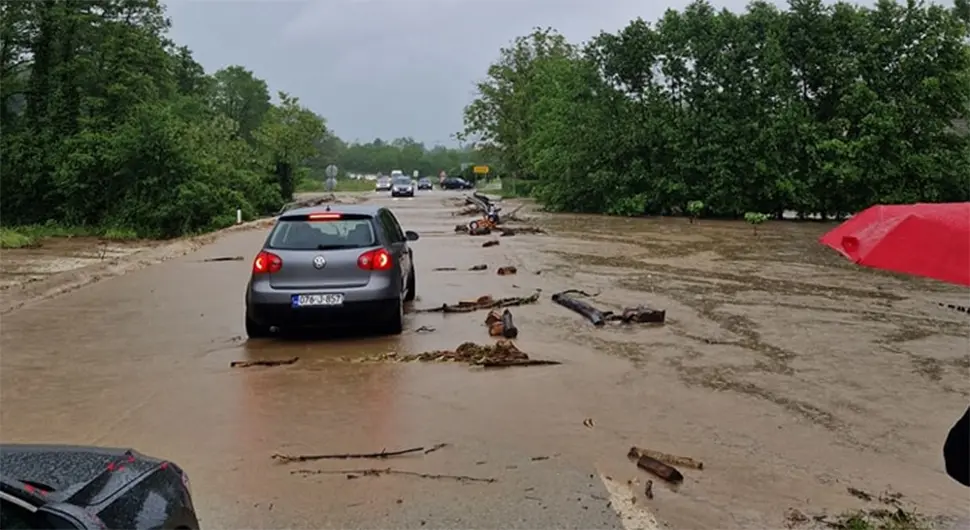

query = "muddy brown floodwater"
[1,191,967,530]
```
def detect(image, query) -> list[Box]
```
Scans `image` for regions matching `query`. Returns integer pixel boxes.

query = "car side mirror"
[405,230,419,241]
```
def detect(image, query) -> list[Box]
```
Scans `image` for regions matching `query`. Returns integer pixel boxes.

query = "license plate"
[292,293,344,307]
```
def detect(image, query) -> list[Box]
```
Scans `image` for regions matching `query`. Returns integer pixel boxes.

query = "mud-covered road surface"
[0,238,154,290]
[2,191,968,529]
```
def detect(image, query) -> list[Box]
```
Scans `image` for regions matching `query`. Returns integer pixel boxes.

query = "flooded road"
[2,191,968,529]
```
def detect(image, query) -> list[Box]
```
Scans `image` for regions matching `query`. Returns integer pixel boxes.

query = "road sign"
[325,164,339,178]
[413,170,419,178]
[473,165,489,175]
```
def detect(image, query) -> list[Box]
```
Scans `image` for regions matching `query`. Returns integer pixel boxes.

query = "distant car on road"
[0,444,199,530]
[375,176,391,191]
[441,177,475,190]
[391,177,415,197]
[417,177,433,190]
[244,205,419,337]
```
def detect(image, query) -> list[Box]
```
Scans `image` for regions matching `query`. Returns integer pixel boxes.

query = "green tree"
[332,139,477,177]
[208,65,271,143]
[0,0,332,238]
[463,0,970,219]
[254,92,327,202]
[461,27,576,180]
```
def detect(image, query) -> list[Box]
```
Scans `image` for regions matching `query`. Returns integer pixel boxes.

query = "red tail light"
[253,251,282,274]
[357,248,392,271]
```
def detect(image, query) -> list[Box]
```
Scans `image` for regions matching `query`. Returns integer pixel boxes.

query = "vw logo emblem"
[313,256,326,269]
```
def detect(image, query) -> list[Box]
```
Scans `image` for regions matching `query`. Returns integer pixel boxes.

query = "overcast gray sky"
[163,0,742,145]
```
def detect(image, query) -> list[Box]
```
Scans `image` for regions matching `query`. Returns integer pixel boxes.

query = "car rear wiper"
[316,244,363,250]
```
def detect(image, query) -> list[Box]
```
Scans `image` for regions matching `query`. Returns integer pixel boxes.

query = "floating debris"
[498,226,546,236]
[293,467,496,484]
[485,309,518,338]
[201,256,244,263]
[552,290,666,326]
[628,446,703,470]
[362,340,559,368]
[415,291,540,314]
[230,357,299,368]
[272,445,428,463]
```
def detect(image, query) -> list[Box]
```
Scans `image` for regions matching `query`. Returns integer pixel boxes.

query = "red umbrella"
[819,202,970,286]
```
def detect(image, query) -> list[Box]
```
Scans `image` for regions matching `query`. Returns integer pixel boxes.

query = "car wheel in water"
[245,313,272,339]
[404,269,416,302]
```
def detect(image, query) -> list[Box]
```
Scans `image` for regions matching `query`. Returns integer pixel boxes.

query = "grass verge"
[0,224,139,249]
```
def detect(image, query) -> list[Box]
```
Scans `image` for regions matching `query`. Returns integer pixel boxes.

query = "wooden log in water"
[619,305,666,324]
[500,309,518,338]
[635,455,684,484]
[551,290,607,326]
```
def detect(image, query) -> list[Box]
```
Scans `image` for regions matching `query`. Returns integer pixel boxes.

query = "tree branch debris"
[272,445,428,463]
[498,226,545,236]
[628,446,703,470]
[349,340,560,368]
[230,357,299,368]
[292,467,497,484]
[628,446,704,485]
[552,290,666,326]
[201,256,244,262]
[432,264,488,272]
[274,443,451,465]
[415,291,540,313]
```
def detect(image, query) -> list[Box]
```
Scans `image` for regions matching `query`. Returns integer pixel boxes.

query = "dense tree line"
[0,0,336,237]
[0,0,476,239]
[462,0,970,218]
[324,137,477,179]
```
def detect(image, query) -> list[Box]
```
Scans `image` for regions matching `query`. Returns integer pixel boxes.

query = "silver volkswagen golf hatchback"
[244,205,418,338]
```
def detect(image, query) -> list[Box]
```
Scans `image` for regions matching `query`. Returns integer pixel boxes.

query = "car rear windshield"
[268,216,376,250]
[392,177,411,186]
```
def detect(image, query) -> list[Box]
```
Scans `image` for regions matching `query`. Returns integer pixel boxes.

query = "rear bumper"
[248,299,395,328]
[247,276,399,328]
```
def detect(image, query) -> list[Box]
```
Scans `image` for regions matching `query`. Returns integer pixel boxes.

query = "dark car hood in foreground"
[1,444,199,529]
